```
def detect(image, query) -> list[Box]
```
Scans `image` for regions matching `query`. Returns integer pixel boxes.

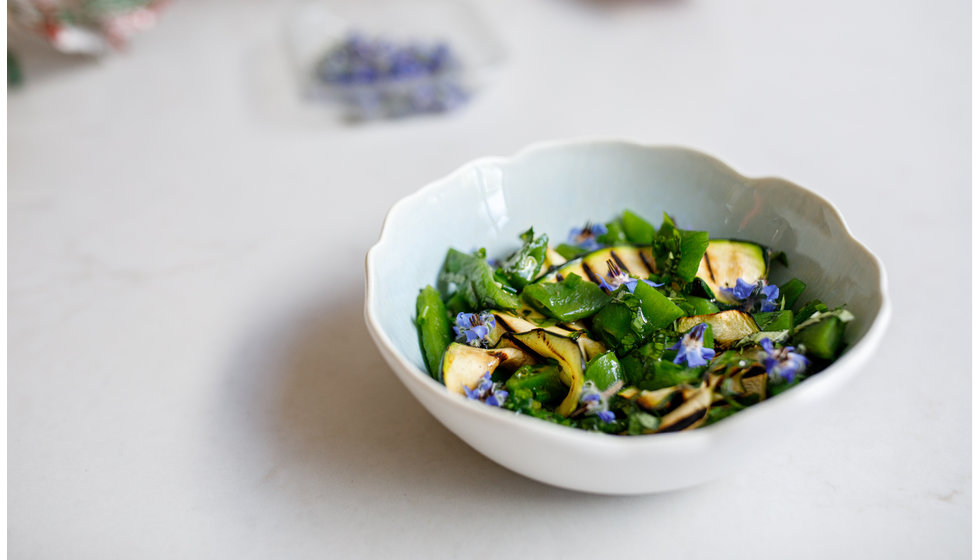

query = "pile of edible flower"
[314,33,467,120]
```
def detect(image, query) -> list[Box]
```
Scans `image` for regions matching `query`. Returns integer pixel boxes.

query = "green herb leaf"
[597,220,629,245]
[733,330,791,348]
[499,227,549,289]
[437,248,521,311]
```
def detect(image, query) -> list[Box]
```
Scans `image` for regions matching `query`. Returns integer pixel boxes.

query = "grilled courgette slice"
[676,310,760,348]
[487,310,606,361]
[656,386,713,433]
[441,343,533,395]
[538,245,657,285]
[505,329,587,416]
[695,240,769,303]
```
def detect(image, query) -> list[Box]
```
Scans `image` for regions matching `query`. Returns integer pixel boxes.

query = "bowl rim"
[364,137,892,449]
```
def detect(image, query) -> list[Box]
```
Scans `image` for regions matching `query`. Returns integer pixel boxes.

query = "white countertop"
[9,0,971,557]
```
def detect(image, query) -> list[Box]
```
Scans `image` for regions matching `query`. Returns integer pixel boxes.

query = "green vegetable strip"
[415,286,452,379]
[632,281,686,330]
[521,273,611,321]
[505,365,566,404]
[676,230,710,282]
[622,210,656,245]
[584,352,624,391]
[682,295,720,315]
[793,317,845,360]
[779,278,807,309]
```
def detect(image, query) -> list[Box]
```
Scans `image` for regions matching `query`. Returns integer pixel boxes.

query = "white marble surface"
[8,0,970,557]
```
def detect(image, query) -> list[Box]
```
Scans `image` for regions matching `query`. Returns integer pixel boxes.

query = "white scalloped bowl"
[364,139,890,494]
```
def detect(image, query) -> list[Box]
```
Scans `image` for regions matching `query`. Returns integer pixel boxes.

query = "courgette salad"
[415,210,854,435]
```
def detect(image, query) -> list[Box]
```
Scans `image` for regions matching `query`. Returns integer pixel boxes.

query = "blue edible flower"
[669,323,716,368]
[568,222,608,251]
[721,278,780,312]
[598,259,664,294]
[578,380,618,423]
[758,338,809,382]
[727,277,756,300]
[453,311,495,347]
[760,284,779,312]
[464,372,508,407]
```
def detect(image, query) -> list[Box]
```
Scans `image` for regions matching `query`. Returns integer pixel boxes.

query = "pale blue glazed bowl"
[364,139,890,494]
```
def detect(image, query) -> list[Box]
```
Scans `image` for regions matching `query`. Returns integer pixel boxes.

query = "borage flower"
[464,372,508,407]
[453,311,495,347]
[758,338,809,382]
[721,278,780,312]
[670,323,716,367]
[577,380,622,423]
[597,259,663,294]
[567,222,608,252]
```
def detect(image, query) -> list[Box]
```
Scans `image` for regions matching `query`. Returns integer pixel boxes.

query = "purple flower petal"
[568,223,607,251]
[759,340,809,382]
[598,277,615,292]
[763,284,779,300]
[672,323,713,367]
[454,312,494,346]
[684,350,708,367]
[732,278,756,300]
